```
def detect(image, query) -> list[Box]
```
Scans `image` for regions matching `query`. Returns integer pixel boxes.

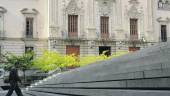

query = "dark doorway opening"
[99,46,111,56]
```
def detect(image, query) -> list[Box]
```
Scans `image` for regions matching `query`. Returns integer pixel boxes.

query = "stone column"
[87,0,96,39]
[49,0,60,38]
[116,0,123,29]
[147,0,154,41]
[147,0,153,31]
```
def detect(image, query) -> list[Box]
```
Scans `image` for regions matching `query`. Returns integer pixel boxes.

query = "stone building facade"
[0,0,48,56]
[49,0,170,56]
[0,0,170,57]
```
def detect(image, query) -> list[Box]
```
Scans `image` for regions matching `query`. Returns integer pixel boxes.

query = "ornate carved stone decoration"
[97,0,114,16]
[127,0,142,18]
[65,0,82,15]
[158,0,170,11]
[0,7,7,13]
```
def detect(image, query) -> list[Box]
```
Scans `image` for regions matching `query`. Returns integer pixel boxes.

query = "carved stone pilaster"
[0,7,7,38]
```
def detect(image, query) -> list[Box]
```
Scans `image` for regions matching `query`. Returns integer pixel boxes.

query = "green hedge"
[33,50,129,72]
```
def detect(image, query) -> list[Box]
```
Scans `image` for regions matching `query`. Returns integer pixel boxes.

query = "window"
[99,46,111,56]
[25,46,34,53]
[68,15,78,38]
[100,16,109,39]
[158,0,170,10]
[161,25,167,42]
[130,19,138,40]
[26,17,34,38]
[25,46,34,60]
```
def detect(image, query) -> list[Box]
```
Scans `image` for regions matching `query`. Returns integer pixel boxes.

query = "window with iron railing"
[68,15,78,38]
[26,17,34,38]
[158,0,170,11]
[161,25,167,42]
[100,16,109,39]
[130,18,138,40]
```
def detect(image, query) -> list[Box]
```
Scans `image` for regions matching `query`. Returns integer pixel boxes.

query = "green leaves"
[2,51,35,71]
[33,50,129,72]
[33,50,78,72]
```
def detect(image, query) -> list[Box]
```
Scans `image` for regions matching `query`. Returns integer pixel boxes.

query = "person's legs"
[15,85,23,96]
[5,86,14,96]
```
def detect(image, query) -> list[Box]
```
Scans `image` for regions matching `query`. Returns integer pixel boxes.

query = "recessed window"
[25,46,34,60]
[25,46,34,53]
[100,16,109,39]
[130,18,138,40]
[99,46,111,56]
[161,25,167,42]
[68,15,78,38]
[26,17,34,38]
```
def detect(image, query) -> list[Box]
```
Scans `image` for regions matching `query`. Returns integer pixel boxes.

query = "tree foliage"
[33,50,129,72]
[1,50,34,71]
[33,50,79,72]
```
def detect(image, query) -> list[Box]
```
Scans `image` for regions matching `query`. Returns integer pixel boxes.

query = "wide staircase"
[2,41,170,96]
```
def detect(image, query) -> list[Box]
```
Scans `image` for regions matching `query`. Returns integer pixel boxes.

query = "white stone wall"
[49,0,159,55]
[1,0,170,56]
[152,0,170,42]
[0,0,48,55]
[49,0,157,41]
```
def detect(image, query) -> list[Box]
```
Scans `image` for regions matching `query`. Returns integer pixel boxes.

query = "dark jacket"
[9,68,21,84]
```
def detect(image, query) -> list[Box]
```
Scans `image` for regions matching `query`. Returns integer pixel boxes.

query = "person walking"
[6,62,23,96]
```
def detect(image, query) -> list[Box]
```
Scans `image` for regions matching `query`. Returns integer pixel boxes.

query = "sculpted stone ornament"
[127,0,142,18]
[65,0,82,15]
[158,0,170,10]
[98,0,114,16]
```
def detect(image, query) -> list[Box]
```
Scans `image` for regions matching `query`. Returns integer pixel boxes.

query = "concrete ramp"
[4,41,170,96]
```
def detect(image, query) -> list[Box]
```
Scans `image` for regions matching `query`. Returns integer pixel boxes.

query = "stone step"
[25,91,67,96]
[0,91,31,96]
[28,89,170,96]
[24,41,170,95]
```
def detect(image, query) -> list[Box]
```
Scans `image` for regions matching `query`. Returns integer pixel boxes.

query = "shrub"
[33,50,129,72]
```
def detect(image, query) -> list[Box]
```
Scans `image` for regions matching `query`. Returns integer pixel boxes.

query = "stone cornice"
[0,37,48,42]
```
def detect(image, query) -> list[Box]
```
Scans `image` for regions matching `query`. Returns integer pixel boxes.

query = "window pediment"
[157,17,170,23]
[0,7,7,13]
[65,0,82,15]
[21,8,38,15]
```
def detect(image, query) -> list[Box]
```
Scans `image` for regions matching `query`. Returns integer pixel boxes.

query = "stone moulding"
[0,6,7,13]
[20,8,38,15]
